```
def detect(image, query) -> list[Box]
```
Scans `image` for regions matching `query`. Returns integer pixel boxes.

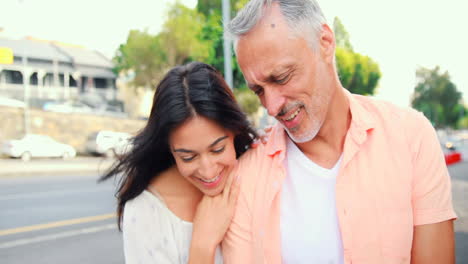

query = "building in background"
[0,37,116,107]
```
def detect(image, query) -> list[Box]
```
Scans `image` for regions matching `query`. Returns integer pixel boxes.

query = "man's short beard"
[283,118,321,143]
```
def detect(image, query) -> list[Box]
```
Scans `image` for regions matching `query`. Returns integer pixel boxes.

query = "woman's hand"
[251,125,273,148]
[189,172,240,263]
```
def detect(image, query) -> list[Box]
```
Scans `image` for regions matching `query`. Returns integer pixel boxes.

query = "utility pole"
[22,49,31,135]
[222,0,233,90]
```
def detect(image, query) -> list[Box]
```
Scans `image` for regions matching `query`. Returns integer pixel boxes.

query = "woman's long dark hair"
[100,62,257,229]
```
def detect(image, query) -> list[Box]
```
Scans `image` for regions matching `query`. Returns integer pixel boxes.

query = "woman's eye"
[212,146,225,154]
[181,156,195,162]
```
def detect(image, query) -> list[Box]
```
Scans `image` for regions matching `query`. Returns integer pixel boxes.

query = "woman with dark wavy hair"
[100,62,257,264]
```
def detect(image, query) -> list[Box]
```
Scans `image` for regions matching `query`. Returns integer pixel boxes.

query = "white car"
[0,96,25,108]
[86,131,132,158]
[43,101,93,114]
[1,134,77,161]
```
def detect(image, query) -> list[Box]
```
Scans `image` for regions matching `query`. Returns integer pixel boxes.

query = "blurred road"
[0,173,123,264]
[0,159,466,264]
[450,161,468,264]
[0,157,113,177]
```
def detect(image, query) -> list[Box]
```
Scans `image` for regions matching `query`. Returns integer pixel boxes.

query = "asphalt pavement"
[0,173,123,264]
[0,158,466,263]
[0,156,114,177]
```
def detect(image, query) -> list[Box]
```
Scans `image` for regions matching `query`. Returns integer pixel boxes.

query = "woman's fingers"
[222,171,235,201]
[228,181,240,208]
[251,139,260,148]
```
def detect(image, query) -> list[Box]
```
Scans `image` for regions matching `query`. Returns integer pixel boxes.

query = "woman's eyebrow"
[173,148,193,153]
[173,136,228,153]
[209,136,228,148]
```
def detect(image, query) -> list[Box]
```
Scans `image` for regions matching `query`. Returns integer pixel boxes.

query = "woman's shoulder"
[123,191,167,226]
[123,190,192,227]
[124,190,163,211]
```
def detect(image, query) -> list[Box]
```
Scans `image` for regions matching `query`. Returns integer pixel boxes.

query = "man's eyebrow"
[247,82,262,90]
[247,65,294,87]
[270,65,293,77]
[173,136,228,153]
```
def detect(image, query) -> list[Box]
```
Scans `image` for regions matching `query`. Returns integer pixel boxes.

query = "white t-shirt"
[122,190,223,264]
[281,138,344,264]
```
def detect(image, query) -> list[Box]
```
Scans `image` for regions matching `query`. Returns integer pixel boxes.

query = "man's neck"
[295,87,351,169]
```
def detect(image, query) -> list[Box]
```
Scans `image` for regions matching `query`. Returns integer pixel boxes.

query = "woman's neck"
[148,166,203,222]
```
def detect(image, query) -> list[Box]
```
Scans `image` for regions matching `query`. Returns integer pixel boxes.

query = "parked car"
[0,96,25,108]
[86,131,132,158]
[442,142,462,165]
[96,105,129,118]
[1,134,76,161]
[43,100,93,114]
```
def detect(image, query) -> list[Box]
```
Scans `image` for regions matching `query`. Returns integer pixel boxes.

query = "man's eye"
[212,146,225,153]
[275,75,290,84]
[253,88,264,96]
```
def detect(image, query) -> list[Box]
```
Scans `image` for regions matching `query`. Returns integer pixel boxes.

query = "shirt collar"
[344,89,376,133]
[263,89,376,160]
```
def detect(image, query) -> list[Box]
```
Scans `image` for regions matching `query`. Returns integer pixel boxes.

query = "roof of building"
[0,38,71,62]
[55,45,113,68]
[0,37,115,78]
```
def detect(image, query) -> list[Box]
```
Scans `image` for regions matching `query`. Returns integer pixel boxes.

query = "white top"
[281,138,344,264]
[122,190,223,264]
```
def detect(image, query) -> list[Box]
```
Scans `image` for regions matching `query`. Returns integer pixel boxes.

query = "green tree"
[196,0,259,117]
[197,0,249,16]
[113,30,167,88]
[114,2,211,89]
[333,17,353,51]
[411,66,464,128]
[333,17,381,95]
[234,88,261,116]
[457,113,468,129]
[160,2,212,66]
[197,0,249,90]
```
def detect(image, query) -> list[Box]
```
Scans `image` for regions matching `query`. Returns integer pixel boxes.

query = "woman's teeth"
[285,108,301,121]
[199,174,220,183]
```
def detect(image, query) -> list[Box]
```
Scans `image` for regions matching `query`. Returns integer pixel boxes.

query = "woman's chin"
[199,183,225,196]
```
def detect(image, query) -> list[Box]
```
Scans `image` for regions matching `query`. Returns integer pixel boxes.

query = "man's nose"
[263,88,286,117]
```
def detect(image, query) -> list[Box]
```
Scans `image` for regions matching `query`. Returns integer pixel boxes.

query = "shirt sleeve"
[122,197,177,264]
[222,156,256,264]
[407,111,457,226]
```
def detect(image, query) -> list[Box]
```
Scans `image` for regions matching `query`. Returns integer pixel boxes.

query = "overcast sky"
[2,0,467,107]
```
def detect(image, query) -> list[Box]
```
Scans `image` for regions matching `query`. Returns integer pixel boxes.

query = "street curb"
[0,168,111,178]
[0,159,115,178]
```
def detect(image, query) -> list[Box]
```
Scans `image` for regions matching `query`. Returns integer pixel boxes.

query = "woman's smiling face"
[169,116,237,196]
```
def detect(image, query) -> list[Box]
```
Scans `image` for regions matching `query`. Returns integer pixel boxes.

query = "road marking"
[0,186,114,201]
[0,223,116,249]
[0,213,116,236]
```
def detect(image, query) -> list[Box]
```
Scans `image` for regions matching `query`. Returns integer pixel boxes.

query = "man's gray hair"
[228,0,327,50]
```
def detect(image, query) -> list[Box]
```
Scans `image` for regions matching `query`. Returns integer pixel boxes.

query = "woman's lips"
[196,169,224,188]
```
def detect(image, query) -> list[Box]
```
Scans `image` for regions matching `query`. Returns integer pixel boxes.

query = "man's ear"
[319,24,336,64]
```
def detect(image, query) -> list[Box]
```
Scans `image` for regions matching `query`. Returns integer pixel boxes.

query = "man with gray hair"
[222,0,456,263]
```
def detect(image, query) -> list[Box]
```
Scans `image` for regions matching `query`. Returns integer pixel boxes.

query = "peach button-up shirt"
[223,91,456,264]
